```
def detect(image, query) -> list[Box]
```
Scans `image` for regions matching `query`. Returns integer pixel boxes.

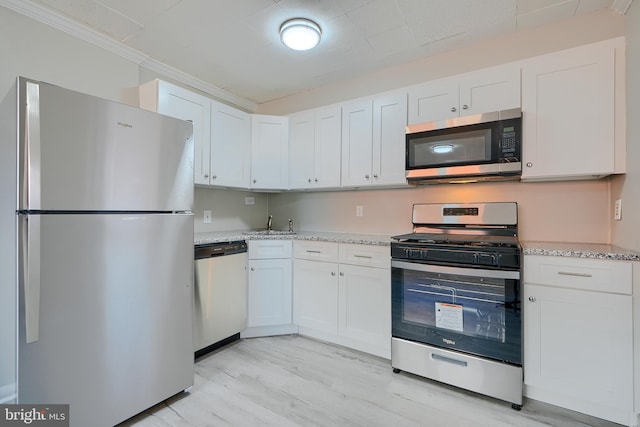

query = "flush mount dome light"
[432,144,454,154]
[280,18,322,51]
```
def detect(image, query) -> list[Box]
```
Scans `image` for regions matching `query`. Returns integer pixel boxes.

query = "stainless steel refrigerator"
[5,77,194,426]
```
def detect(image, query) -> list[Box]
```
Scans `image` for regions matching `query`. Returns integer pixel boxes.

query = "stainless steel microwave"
[405,108,522,184]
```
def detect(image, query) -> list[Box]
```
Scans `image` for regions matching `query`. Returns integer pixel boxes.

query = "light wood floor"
[120,335,622,427]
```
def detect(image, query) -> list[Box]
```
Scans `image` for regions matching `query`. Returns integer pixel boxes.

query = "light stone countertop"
[194,230,394,247]
[522,241,640,261]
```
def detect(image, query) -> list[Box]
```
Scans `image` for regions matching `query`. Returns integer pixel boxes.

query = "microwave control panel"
[498,119,521,161]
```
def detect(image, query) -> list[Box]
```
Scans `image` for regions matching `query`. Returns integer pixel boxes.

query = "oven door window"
[392,262,521,365]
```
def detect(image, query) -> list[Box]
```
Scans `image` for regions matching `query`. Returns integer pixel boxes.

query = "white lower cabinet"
[294,259,338,334]
[293,241,391,358]
[242,240,296,338]
[523,255,635,426]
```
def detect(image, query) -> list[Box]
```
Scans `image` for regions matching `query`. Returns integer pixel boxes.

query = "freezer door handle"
[21,215,41,343]
[22,80,42,210]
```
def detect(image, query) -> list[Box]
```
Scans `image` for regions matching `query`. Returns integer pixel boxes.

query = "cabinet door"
[341,100,373,187]
[372,92,407,186]
[407,78,458,124]
[293,259,338,334]
[247,258,292,327]
[210,100,251,188]
[139,80,212,185]
[289,111,315,189]
[521,43,615,180]
[458,65,520,116]
[251,115,289,190]
[314,106,342,188]
[338,264,391,358]
[524,284,633,419]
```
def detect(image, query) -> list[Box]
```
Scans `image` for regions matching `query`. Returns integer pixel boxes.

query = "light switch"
[203,210,212,223]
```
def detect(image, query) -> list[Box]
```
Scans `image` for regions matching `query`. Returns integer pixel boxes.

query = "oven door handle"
[391,260,520,280]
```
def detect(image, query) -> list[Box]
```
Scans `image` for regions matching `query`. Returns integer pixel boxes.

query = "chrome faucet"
[288,219,293,232]
[267,215,273,231]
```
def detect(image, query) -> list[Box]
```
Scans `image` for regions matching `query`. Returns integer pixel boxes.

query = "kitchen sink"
[242,230,297,236]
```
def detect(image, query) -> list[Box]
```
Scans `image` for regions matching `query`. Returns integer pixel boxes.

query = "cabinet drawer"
[248,240,292,259]
[524,255,632,295]
[293,240,338,262]
[294,241,339,262]
[338,244,390,269]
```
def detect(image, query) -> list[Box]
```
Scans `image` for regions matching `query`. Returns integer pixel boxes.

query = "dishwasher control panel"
[195,241,247,259]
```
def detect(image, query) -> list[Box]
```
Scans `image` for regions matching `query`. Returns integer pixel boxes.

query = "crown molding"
[0,0,257,111]
[611,0,634,14]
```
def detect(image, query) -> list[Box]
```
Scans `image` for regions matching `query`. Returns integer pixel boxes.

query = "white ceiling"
[8,0,631,105]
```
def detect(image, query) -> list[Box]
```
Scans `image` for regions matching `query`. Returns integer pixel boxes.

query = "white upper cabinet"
[289,106,341,189]
[372,92,408,186]
[342,92,407,188]
[521,38,622,181]
[341,99,373,187]
[139,79,252,188]
[210,100,251,188]
[139,79,212,185]
[251,114,289,190]
[408,65,520,124]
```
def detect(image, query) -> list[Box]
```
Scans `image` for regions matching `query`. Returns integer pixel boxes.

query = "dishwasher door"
[193,242,247,354]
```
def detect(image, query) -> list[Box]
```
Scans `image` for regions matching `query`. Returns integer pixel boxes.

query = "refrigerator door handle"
[22,80,42,210]
[21,214,41,343]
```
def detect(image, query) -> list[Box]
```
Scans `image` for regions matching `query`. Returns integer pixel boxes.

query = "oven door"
[391,260,521,365]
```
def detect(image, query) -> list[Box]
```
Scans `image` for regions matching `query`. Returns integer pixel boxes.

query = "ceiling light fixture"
[280,18,322,51]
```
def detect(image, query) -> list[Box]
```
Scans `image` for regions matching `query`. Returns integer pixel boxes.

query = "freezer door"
[18,213,194,427]
[18,78,193,211]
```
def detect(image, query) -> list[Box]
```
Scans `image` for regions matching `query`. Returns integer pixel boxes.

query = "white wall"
[0,8,139,105]
[269,179,611,243]
[193,188,269,233]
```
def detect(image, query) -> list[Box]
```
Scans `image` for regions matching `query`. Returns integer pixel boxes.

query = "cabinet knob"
[250,267,255,272]
[331,272,336,276]
[253,179,257,183]
[314,178,318,183]
[339,272,344,276]
[462,104,468,110]
[526,162,533,168]
[308,178,312,183]
[528,296,536,302]
[204,174,209,179]
[373,174,378,179]
[211,175,217,180]
[450,107,457,112]
[365,174,370,179]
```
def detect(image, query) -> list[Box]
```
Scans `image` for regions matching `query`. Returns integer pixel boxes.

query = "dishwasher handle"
[195,241,247,259]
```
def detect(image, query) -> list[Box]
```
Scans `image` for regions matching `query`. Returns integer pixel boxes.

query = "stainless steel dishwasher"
[193,241,247,358]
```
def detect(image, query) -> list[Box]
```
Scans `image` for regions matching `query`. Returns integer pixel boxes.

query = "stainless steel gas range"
[391,202,523,410]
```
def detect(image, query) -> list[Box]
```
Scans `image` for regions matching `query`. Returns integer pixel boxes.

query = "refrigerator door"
[18,78,193,212]
[18,213,194,427]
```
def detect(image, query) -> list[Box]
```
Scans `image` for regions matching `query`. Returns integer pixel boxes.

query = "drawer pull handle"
[354,255,372,259]
[557,271,593,278]
[431,353,467,367]
[306,250,322,254]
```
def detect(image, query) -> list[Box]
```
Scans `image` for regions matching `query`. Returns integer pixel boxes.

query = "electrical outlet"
[614,199,622,221]
[203,210,212,224]
[356,205,364,217]
[245,196,255,205]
